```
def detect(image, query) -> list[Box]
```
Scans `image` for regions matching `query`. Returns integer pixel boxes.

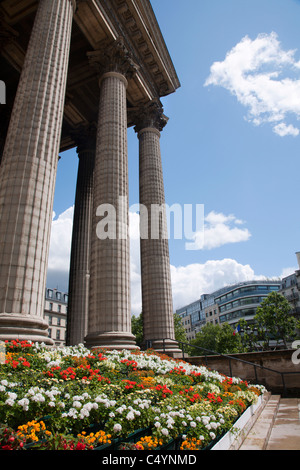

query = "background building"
[176,301,200,341]
[279,252,300,321]
[44,288,68,347]
[176,280,281,338]
[215,281,281,328]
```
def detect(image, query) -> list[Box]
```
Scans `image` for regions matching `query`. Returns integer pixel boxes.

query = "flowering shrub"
[0,340,266,450]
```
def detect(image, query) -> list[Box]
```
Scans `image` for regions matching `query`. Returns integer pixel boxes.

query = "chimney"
[296,252,300,270]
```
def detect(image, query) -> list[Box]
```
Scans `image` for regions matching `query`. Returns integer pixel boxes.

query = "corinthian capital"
[71,123,97,155]
[87,37,139,80]
[132,100,169,134]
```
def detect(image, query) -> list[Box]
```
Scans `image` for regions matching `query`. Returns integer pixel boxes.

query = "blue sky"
[48,0,300,314]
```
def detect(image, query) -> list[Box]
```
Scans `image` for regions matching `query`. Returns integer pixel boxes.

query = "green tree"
[254,291,300,350]
[189,322,244,356]
[173,313,187,344]
[131,312,187,349]
[237,318,261,352]
[131,313,144,348]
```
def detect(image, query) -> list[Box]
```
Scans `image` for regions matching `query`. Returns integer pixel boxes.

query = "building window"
[49,303,53,311]
[47,289,53,298]
[49,316,52,325]
[56,330,60,340]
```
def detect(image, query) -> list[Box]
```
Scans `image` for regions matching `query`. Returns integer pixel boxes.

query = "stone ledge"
[211,392,271,450]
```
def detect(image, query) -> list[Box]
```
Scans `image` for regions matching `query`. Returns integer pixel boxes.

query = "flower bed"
[0,339,266,451]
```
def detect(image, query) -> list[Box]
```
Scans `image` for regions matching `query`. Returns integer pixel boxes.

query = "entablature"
[0,0,180,151]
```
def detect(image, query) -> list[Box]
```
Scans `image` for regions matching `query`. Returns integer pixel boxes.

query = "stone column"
[0,0,76,344]
[67,125,96,346]
[85,38,138,349]
[135,101,181,356]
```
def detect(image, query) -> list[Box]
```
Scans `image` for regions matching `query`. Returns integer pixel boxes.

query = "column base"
[84,331,139,351]
[0,313,54,346]
[145,338,183,358]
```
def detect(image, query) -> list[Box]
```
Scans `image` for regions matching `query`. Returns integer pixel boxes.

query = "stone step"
[240,395,300,450]
[239,395,281,450]
[266,398,300,450]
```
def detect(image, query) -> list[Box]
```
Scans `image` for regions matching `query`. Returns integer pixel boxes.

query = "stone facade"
[0,0,180,354]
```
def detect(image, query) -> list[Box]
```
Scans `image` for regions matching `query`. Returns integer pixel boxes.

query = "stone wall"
[185,349,300,396]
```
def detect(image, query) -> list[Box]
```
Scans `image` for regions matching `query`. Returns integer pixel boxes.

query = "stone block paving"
[240,395,300,450]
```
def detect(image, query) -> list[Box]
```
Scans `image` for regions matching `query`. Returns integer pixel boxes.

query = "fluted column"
[67,125,96,346]
[0,0,76,344]
[135,101,181,356]
[85,38,138,349]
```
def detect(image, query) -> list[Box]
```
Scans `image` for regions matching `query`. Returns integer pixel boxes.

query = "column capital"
[71,123,97,156]
[87,36,139,83]
[132,100,169,135]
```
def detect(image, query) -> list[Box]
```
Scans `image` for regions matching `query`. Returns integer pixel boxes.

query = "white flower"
[31,393,45,403]
[109,412,115,418]
[126,411,135,420]
[7,392,17,400]
[49,401,56,407]
[18,398,30,411]
[73,401,82,408]
[5,398,15,406]
[209,432,216,440]
[161,428,169,436]
[113,424,122,433]
[116,406,126,414]
[79,408,90,419]
[190,421,197,428]
[68,408,78,418]
[154,422,161,428]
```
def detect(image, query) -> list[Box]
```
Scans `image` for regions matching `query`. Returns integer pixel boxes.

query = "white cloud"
[205,32,300,136]
[48,206,74,273]
[280,266,297,278]
[187,210,251,250]
[171,258,265,311]
[129,211,142,315]
[273,122,300,137]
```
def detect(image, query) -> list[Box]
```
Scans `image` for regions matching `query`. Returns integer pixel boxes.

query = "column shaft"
[86,71,137,349]
[137,108,181,356]
[0,0,75,343]
[67,131,95,346]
